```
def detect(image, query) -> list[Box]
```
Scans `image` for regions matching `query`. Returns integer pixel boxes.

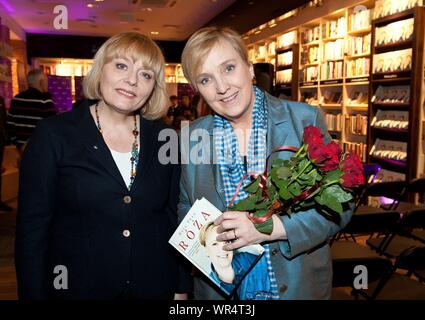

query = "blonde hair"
[181,26,249,90]
[199,221,216,246]
[84,32,168,120]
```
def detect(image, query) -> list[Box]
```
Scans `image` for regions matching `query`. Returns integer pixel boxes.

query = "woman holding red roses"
[178,26,355,300]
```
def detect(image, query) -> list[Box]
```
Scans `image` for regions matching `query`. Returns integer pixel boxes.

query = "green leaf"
[315,195,324,205]
[252,212,274,235]
[275,179,287,189]
[324,185,353,203]
[324,169,343,184]
[271,167,279,184]
[233,198,256,211]
[277,167,292,179]
[244,176,260,194]
[271,158,285,168]
[279,187,292,200]
[288,182,302,196]
[322,190,343,214]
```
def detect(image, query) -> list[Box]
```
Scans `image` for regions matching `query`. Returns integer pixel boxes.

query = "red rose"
[303,125,324,146]
[321,154,340,171]
[307,140,342,171]
[327,141,342,157]
[307,143,328,164]
[341,153,365,188]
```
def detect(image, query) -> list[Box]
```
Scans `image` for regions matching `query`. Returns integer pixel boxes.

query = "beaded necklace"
[95,103,139,189]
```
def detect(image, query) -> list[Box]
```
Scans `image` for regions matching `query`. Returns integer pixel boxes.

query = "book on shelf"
[323,39,345,60]
[373,49,412,74]
[324,16,347,38]
[375,18,414,47]
[347,91,368,105]
[349,8,371,31]
[321,61,343,80]
[346,114,368,135]
[277,51,293,67]
[324,112,343,131]
[276,69,292,84]
[369,138,407,162]
[277,30,298,48]
[343,142,367,162]
[346,57,370,77]
[347,34,371,55]
[371,85,410,104]
[169,197,265,299]
[374,0,422,20]
[371,110,409,130]
[303,25,320,43]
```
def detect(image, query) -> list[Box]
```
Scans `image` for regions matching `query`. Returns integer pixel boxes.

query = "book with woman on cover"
[169,197,265,299]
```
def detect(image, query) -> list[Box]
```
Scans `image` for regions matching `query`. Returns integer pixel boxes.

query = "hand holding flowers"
[230,125,365,235]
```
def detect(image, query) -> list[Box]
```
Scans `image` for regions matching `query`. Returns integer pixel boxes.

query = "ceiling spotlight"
[87,3,94,8]
[150,31,159,35]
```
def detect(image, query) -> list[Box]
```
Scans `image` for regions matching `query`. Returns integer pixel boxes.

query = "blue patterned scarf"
[214,86,279,300]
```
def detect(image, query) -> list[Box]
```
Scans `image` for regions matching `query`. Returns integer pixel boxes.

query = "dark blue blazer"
[15,100,190,299]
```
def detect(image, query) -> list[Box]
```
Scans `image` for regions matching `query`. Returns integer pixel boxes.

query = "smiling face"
[99,56,156,114]
[204,225,233,269]
[195,40,255,127]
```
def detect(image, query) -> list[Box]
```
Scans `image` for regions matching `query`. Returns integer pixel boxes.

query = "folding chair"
[353,163,381,211]
[367,208,425,258]
[355,246,425,300]
[393,177,425,213]
[331,211,399,298]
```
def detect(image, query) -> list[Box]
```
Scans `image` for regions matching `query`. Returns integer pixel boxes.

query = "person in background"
[7,69,56,154]
[0,96,13,212]
[164,95,179,126]
[178,26,353,300]
[15,32,190,300]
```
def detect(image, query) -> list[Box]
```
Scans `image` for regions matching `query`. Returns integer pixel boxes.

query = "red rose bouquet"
[230,125,364,235]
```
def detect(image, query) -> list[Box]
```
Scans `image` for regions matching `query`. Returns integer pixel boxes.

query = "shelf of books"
[367,4,425,182]
[244,0,425,170]
[275,30,299,100]
[297,3,373,162]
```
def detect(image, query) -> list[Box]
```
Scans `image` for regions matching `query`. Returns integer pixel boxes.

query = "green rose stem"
[288,157,311,185]
[304,179,340,200]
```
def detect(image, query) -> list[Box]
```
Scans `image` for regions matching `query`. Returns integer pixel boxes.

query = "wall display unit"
[367,6,425,182]
[243,0,424,177]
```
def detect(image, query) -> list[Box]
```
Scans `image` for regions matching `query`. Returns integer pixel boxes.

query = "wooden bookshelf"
[367,6,425,182]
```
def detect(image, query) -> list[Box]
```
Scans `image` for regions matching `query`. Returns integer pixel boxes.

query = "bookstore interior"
[1,0,425,300]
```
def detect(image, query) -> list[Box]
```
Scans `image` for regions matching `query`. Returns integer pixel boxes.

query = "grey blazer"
[178,92,353,300]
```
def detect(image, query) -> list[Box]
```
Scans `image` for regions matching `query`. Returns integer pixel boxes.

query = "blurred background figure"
[163,95,179,126]
[6,69,56,155]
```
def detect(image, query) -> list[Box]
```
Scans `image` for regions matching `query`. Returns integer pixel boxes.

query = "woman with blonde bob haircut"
[84,32,168,119]
[15,32,190,299]
[178,26,353,300]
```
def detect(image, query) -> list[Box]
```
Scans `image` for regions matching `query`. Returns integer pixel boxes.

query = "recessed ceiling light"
[142,8,152,12]
[87,3,94,8]
[95,0,104,2]
[150,31,159,35]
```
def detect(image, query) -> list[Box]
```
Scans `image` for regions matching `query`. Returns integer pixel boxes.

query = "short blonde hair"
[84,32,168,120]
[182,26,249,90]
[199,221,216,246]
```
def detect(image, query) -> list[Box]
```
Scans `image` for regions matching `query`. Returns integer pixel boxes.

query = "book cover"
[169,197,265,298]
